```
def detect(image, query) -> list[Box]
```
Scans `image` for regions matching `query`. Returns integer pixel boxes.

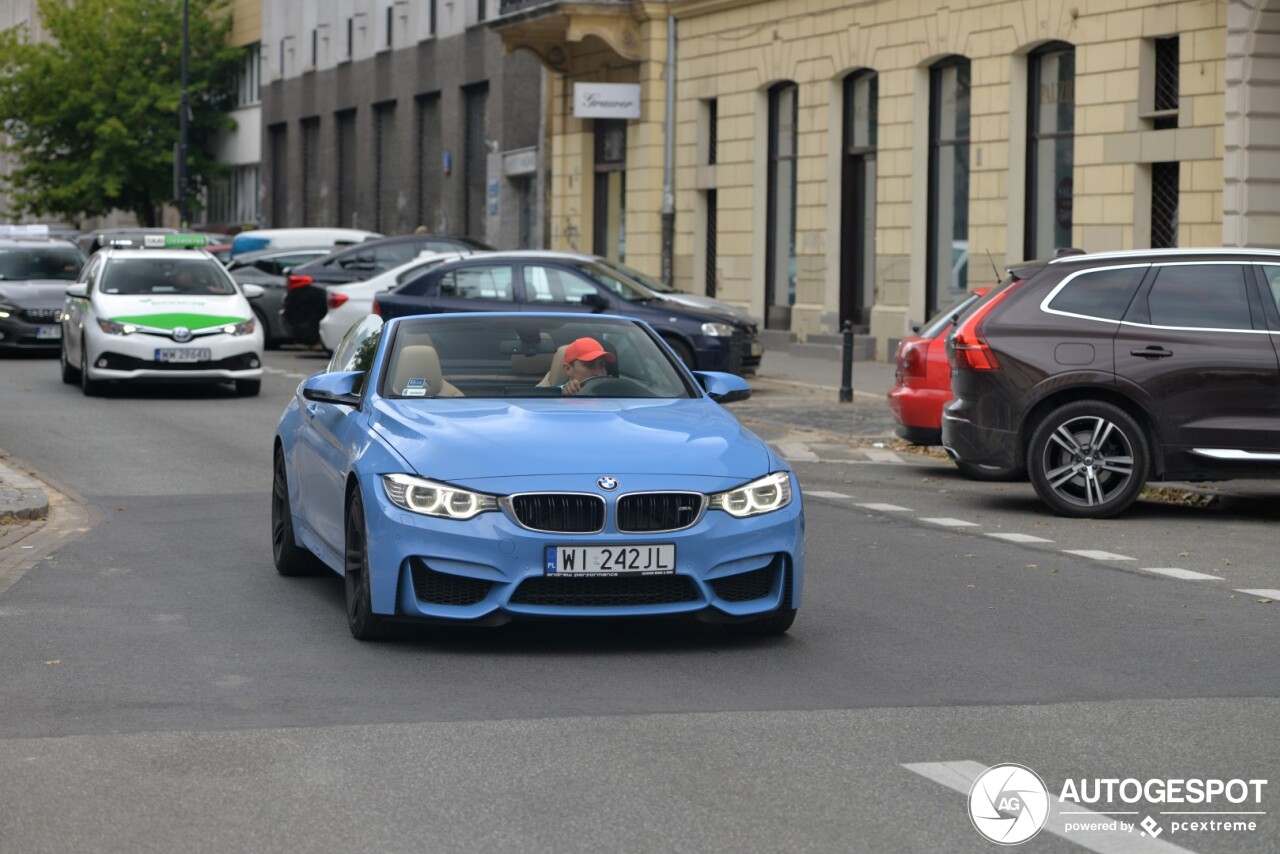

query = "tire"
[236,379,262,397]
[60,343,80,384]
[344,490,391,640]
[725,608,797,637]
[955,460,1025,482]
[271,447,323,576]
[663,336,696,369]
[79,339,105,396]
[1027,400,1150,519]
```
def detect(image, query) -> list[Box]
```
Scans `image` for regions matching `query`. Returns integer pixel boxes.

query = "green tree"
[0,0,243,226]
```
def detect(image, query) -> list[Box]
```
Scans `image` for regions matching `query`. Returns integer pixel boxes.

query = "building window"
[593,119,627,263]
[336,109,358,229]
[302,118,321,226]
[463,82,491,241]
[205,164,260,227]
[346,17,353,59]
[310,29,317,68]
[704,98,718,297]
[765,81,798,330]
[841,70,877,328]
[374,102,398,233]
[278,37,287,76]
[1153,36,1179,129]
[386,6,393,48]
[927,56,970,317]
[1026,43,1074,260]
[234,44,261,108]
[269,124,288,227]
[1151,162,1179,248]
[417,94,443,232]
[429,0,437,36]
[477,0,487,22]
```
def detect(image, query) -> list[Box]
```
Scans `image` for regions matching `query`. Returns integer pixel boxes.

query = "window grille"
[336,110,358,229]
[269,125,288,226]
[375,103,401,234]
[302,118,321,226]
[463,83,491,241]
[1154,37,1179,130]
[417,94,444,232]
[1151,162,1179,249]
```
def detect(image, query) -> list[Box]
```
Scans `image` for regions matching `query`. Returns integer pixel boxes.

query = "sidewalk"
[0,452,50,522]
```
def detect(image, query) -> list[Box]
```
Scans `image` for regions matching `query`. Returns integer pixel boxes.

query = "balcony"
[493,0,651,70]
[499,0,634,14]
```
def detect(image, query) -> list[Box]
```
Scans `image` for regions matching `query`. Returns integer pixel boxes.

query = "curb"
[0,455,50,521]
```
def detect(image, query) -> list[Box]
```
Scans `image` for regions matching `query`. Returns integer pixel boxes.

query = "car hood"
[0,281,74,308]
[93,293,252,329]
[370,397,771,485]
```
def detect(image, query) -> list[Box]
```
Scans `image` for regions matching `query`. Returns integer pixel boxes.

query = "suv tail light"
[950,281,1024,372]
[327,292,348,310]
[286,274,313,290]
[896,339,930,382]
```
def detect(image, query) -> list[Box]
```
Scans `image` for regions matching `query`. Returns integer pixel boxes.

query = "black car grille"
[410,561,493,606]
[510,494,604,533]
[616,493,703,532]
[21,308,61,323]
[709,560,780,602]
[97,351,260,371]
[510,575,700,607]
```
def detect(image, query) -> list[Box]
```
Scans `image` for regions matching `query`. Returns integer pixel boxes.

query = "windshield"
[380,315,696,400]
[571,262,652,302]
[100,257,238,296]
[0,246,85,281]
[600,258,677,294]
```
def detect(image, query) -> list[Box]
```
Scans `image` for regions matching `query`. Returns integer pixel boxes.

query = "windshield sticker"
[405,378,427,388]
[402,388,427,397]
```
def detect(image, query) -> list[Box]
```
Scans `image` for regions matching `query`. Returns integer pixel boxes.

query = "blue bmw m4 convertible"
[273,312,804,640]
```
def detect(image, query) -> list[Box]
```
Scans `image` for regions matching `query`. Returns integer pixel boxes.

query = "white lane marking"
[856,503,912,512]
[1236,588,1280,599]
[1062,549,1135,561]
[986,532,1055,543]
[805,491,851,499]
[862,449,902,463]
[902,760,1197,854]
[1139,567,1224,581]
[920,517,980,528]
[776,442,819,462]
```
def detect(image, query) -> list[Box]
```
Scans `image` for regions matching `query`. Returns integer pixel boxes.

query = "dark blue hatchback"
[372,252,762,374]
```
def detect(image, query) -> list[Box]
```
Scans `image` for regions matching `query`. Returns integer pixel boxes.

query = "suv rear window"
[1046,266,1144,320]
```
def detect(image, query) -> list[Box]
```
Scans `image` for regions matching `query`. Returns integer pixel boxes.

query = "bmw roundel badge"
[597,476,618,491]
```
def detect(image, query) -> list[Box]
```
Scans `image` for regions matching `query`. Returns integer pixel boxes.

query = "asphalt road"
[0,349,1276,854]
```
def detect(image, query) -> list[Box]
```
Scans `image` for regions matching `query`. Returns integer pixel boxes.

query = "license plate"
[154,348,211,363]
[36,325,61,340]
[545,544,675,576]
[750,341,763,356]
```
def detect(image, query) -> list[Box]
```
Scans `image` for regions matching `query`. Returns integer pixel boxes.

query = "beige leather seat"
[536,345,571,388]
[389,344,464,397]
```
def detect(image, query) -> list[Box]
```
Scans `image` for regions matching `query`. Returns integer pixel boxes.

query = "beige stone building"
[496,0,1280,358]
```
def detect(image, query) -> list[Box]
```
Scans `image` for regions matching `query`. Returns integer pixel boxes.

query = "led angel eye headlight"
[381,474,498,520]
[708,472,793,518]
[223,318,255,335]
[97,319,137,335]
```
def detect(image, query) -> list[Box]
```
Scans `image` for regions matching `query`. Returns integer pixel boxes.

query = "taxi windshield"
[100,258,237,296]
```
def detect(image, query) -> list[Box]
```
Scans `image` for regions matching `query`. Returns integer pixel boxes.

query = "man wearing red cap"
[560,336,617,395]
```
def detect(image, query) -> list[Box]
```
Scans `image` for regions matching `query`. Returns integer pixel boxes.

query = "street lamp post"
[177,0,190,227]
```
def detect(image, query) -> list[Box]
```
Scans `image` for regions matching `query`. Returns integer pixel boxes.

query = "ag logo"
[968,763,1050,845]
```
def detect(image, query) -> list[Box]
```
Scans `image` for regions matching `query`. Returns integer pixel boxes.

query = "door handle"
[1130,347,1173,359]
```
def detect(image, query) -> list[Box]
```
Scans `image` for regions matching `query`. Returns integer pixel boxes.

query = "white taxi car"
[60,234,265,396]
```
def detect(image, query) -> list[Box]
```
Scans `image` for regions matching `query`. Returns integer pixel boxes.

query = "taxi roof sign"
[0,224,50,238]
[143,233,208,248]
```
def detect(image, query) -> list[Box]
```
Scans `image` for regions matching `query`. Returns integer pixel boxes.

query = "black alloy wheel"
[1027,400,1150,519]
[344,489,391,640]
[271,448,322,576]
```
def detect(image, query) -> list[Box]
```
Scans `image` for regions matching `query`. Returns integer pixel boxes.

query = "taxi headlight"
[708,472,793,518]
[223,318,255,335]
[381,473,498,520]
[97,319,137,335]
[701,321,735,337]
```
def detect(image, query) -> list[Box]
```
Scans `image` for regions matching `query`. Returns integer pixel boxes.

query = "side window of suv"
[1145,264,1252,330]
[1046,266,1144,320]
[1259,265,1280,314]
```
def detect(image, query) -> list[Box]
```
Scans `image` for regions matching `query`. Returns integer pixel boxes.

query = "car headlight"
[381,473,498,520]
[223,318,255,335]
[708,472,793,518]
[701,321,735,337]
[97,318,137,335]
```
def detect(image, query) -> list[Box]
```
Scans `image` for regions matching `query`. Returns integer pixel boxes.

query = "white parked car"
[318,250,472,351]
[60,234,265,396]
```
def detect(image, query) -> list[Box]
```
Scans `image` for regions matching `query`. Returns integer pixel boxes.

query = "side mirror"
[693,370,751,404]
[302,370,364,407]
[65,284,88,298]
[581,292,609,311]
[241,283,265,300]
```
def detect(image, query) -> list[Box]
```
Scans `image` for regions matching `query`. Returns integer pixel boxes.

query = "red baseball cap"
[563,337,616,365]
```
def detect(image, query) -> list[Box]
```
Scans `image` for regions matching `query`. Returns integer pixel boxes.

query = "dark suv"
[942,248,1280,518]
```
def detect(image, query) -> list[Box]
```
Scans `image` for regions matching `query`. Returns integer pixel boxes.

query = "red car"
[887,288,994,457]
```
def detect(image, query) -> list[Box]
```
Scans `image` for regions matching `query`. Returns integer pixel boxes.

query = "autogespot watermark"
[968,764,1269,845]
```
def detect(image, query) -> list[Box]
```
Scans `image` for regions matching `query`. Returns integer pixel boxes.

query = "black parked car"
[0,235,86,352]
[280,233,490,345]
[942,248,1280,518]
[225,247,332,348]
[372,251,761,374]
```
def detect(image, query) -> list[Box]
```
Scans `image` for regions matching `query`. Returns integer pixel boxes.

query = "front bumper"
[84,328,263,383]
[0,314,62,350]
[357,478,805,624]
